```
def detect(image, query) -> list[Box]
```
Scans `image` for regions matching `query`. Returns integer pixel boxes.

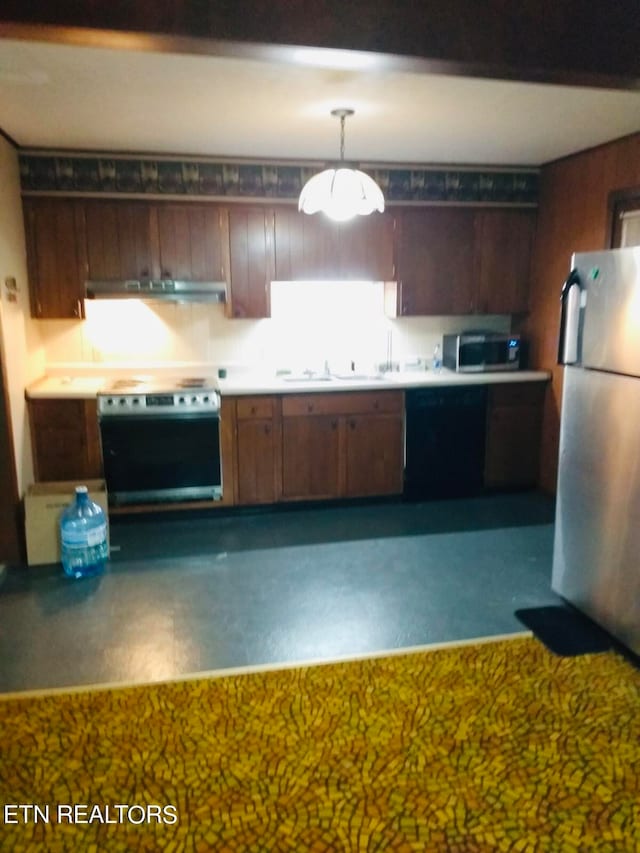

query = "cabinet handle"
[161,269,171,279]
[349,419,356,430]
[307,404,314,413]
[331,420,337,429]
[251,406,257,415]
[73,299,81,318]
[264,425,271,435]
[140,268,149,278]
[373,401,379,410]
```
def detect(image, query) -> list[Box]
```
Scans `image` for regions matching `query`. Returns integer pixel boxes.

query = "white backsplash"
[39,282,511,375]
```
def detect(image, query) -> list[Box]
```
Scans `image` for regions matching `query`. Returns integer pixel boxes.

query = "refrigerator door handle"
[558,269,583,365]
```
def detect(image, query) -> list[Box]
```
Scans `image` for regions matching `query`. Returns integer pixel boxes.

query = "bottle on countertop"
[60,486,108,579]
[432,343,442,372]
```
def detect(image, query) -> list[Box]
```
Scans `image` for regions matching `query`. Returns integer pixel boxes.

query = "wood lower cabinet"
[28,398,102,482]
[344,413,404,497]
[234,396,281,504]
[281,391,404,501]
[484,382,547,489]
[282,414,341,500]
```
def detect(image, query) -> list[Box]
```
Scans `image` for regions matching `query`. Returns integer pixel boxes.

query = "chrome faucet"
[323,359,331,377]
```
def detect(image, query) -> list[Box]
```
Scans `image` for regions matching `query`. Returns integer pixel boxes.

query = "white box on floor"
[24,480,109,566]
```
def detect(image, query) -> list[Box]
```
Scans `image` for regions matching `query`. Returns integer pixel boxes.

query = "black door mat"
[515,605,613,657]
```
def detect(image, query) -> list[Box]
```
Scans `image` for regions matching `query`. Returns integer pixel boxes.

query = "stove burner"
[177,378,207,388]
[110,379,145,390]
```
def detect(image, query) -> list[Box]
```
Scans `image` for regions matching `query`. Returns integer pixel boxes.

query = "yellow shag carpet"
[1,635,640,852]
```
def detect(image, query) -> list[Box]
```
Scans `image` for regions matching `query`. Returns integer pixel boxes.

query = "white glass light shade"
[298,167,385,222]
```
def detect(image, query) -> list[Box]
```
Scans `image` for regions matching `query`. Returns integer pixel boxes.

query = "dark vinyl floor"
[0,492,560,694]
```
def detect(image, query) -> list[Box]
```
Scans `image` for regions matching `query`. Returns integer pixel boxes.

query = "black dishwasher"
[404,385,487,500]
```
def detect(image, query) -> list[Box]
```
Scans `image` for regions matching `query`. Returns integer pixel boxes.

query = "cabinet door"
[236,419,279,504]
[23,198,86,319]
[235,396,281,505]
[475,210,536,314]
[274,207,394,281]
[228,207,275,318]
[484,383,546,489]
[84,200,156,281]
[156,204,229,281]
[281,415,340,500]
[274,207,339,280]
[29,399,102,482]
[345,414,404,497]
[395,208,476,315]
[336,213,396,280]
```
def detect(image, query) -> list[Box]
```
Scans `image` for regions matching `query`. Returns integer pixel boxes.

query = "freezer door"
[576,247,640,377]
[552,365,640,654]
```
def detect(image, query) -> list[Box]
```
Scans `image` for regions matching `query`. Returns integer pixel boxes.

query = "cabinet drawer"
[488,382,546,408]
[236,396,275,420]
[282,391,403,417]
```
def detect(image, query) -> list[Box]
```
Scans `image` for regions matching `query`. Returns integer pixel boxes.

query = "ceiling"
[1,37,640,167]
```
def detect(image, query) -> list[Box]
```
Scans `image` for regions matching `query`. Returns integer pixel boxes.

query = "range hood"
[85,279,227,303]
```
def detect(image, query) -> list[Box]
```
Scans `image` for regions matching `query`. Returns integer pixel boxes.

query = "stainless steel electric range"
[97,376,222,505]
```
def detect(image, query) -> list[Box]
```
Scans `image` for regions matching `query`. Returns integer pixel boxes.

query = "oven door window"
[100,413,221,500]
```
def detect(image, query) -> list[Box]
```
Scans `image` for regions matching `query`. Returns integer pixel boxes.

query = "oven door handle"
[99,412,220,425]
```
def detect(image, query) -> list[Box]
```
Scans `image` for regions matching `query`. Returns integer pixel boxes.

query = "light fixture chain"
[340,114,345,161]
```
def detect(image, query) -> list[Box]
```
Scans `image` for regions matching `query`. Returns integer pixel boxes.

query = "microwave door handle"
[558,269,583,365]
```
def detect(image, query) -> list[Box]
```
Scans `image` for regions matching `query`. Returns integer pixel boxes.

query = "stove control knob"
[132,397,140,405]
[191,396,198,404]
[106,398,114,406]
[119,398,127,406]
[179,396,185,404]
[203,395,209,403]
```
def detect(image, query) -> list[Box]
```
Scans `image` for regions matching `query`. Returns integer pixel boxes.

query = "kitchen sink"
[282,375,333,382]
[331,373,386,381]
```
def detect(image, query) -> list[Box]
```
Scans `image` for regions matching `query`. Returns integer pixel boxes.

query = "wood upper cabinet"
[391,206,536,316]
[234,395,281,504]
[85,200,229,282]
[484,381,546,489]
[84,200,156,281]
[23,198,87,319]
[227,207,275,318]
[28,398,102,482]
[156,204,228,281]
[280,391,404,501]
[474,209,536,314]
[395,208,476,315]
[274,207,395,281]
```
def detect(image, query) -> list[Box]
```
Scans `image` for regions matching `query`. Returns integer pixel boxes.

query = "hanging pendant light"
[298,108,385,222]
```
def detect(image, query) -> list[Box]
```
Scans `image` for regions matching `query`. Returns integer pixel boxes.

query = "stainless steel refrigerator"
[553,246,640,655]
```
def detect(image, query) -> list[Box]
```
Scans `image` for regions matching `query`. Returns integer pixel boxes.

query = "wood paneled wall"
[518,133,640,493]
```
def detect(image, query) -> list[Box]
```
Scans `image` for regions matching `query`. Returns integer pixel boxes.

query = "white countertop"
[219,369,549,395]
[26,369,550,400]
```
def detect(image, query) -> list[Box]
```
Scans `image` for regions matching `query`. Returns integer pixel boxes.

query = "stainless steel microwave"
[442,332,520,372]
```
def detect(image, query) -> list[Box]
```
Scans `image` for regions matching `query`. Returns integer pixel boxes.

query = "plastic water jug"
[60,486,108,579]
